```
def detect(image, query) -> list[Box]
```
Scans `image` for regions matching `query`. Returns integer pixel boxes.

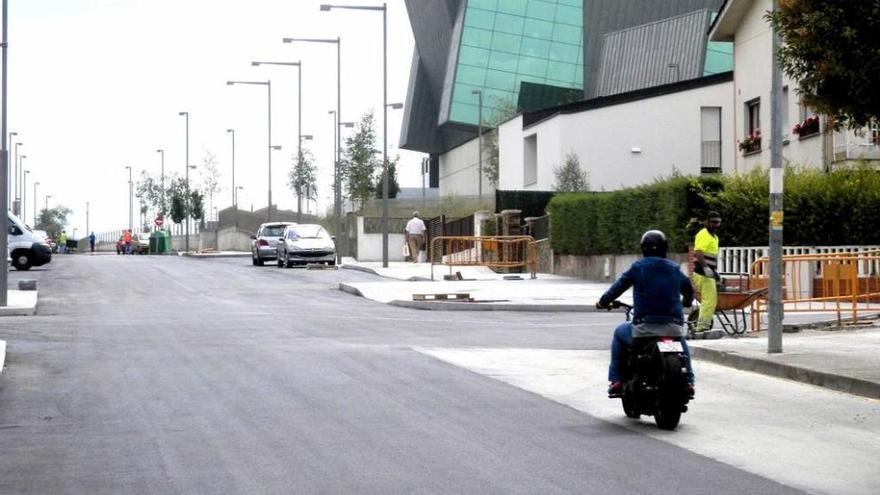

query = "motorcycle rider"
[597,230,695,399]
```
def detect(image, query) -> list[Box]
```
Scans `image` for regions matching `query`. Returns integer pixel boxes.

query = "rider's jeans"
[608,322,695,383]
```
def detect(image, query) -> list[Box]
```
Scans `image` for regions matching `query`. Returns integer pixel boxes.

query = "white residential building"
[497,75,735,192]
[710,0,880,171]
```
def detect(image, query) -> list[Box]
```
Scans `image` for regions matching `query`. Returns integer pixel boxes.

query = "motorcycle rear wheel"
[654,353,686,430]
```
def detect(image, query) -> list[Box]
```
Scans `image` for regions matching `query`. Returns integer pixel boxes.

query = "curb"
[388,300,598,312]
[341,264,430,282]
[181,252,251,259]
[338,283,364,297]
[691,346,880,400]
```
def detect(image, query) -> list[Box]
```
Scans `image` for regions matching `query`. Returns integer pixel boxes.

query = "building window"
[740,98,762,154]
[524,134,537,186]
[700,107,722,173]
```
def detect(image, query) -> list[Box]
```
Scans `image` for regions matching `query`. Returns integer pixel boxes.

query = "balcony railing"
[701,140,722,172]
[834,128,880,161]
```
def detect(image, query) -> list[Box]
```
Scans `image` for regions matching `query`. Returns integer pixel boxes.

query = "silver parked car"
[276,224,336,268]
[250,222,296,266]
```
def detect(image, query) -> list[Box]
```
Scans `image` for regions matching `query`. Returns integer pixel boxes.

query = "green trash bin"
[150,230,170,254]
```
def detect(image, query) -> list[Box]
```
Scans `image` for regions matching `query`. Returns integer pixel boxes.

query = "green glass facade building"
[448,0,584,125]
[400,0,730,156]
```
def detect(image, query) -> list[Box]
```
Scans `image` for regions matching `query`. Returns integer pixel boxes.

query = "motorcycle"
[608,300,691,430]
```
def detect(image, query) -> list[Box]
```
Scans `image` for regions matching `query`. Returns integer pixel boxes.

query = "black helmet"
[640,230,668,258]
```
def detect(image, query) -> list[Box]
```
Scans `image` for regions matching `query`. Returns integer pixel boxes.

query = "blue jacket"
[599,256,694,325]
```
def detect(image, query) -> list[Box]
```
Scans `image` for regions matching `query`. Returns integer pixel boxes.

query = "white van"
[7,212,52,271]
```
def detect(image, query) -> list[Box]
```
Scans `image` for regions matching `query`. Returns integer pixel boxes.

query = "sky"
[6,0,423,235]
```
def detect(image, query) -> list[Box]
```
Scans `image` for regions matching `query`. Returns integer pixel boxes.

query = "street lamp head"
[471,89,482,96]
[341,122,355,128]
[226,81,235,86]
[270,145,282,150]
[178,111,187,116]
[10,132,16,137]
[302,135,314,141]
[328,110,336,115]
[388,103,404,109]
[156,149,162,153]
[251,61,261,66]
[320,4,332,11]
[226,129,233,133]
[188,165,197,169]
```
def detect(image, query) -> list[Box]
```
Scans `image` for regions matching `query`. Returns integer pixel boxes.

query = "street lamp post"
[226,129,235,207]
[235,185,244,207]
[283,36,342,261]
[45,194,51,212]
[2,2,8,305]
[86,201,90,241]
[13,141,20,213]
[227,80,272,221]
[17,154,25,215]
[251,61,304,221]
[178,111,191,251]
[6,132,16,211]
[321,3,394,266]
[156,149,165,214]
[22,169,28,222]
[472,89,483,202]
[124,165,132,231]
[32,181,39,226]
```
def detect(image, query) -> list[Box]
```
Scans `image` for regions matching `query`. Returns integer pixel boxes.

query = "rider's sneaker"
[608,381,623,398]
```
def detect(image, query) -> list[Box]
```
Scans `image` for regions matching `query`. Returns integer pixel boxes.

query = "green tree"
[554,152,590,192]
[190,190,205,225]
[289,146,317,220]
[483,97,519,188]
[199,150,221,220]
[343,111,380,210]
[35,206,73,240]
[136,171,166,216]
[374,156,400,199]
[767,1,880,129]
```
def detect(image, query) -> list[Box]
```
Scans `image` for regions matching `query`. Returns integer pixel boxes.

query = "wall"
[356,217,407,262]
[498,80,735,192]
[170,235,200,252]
[439,137,481,197]
[730,0,826,172]
[555,253,689,282]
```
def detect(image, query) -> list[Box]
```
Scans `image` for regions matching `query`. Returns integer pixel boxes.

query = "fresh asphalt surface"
[0,254,805,494]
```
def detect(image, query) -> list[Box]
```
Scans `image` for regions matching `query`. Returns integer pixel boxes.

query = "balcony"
[701,140,722,173]
[834,128,880,162]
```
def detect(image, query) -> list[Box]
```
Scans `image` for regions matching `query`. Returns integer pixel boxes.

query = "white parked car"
[275,224,336,268]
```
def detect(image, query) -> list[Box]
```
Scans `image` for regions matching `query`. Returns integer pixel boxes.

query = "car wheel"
[12,251,32,271]
[285,253,293,269]
[253,251,264,267]
[277,253,284,268]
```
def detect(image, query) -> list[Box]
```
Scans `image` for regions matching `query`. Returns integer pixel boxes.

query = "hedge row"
[547,166,880,255]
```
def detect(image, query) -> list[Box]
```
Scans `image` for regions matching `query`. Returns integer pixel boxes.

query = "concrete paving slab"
[0,290,38,316]
[181,251,250,259]
[690,327,880,399]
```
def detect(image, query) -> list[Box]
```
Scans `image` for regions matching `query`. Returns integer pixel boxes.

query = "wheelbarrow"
[688,287,768,337]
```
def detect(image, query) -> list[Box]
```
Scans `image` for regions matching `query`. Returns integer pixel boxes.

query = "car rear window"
[261,226,286,237]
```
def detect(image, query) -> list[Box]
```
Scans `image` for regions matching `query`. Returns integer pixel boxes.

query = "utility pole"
[473,89,483,202]
[768,0,784,353]
[1,0,10,306]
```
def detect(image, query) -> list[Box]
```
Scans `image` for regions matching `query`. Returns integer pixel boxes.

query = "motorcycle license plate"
[657,341,684,353]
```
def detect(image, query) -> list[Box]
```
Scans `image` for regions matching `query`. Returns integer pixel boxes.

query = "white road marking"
[417,347,880,495]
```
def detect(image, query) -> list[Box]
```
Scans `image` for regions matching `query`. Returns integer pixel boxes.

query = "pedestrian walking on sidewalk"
[58,230,68,254]
[89,232,96,253]
[692,212,722,334]
[404,211,427,263]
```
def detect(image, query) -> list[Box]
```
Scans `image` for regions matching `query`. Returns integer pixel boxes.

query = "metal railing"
[833,128,880,161]
[719,245,880,276]
[748,249,880,329]
[701,140,722,170]
[430,236,537,280]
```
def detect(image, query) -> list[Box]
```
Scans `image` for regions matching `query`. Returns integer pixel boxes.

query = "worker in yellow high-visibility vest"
[693,212,722,334]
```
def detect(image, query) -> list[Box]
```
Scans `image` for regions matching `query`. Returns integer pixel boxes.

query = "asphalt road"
[0,254,807,494]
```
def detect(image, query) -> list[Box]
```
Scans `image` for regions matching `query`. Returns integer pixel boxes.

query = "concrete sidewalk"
[340,258,880,399]
[690,328,880,399]
[340,258,618,312]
